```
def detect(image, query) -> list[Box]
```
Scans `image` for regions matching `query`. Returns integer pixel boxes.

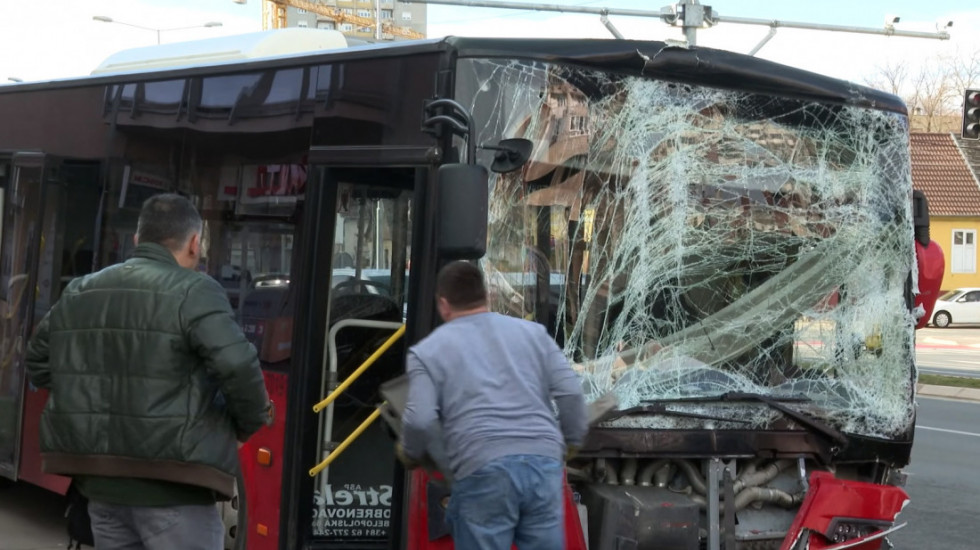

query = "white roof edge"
[90,28,350,76]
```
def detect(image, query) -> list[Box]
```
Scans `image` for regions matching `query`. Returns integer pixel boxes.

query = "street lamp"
[93,16,223,44]
[6,77,23,83]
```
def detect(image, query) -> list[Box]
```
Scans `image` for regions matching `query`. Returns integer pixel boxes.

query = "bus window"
[56,164,101,293]
[0,161,43,477]
[97,143,306,371]
[330,183,410,307]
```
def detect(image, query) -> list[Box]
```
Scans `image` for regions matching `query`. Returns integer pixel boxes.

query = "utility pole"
[410,0,950,52]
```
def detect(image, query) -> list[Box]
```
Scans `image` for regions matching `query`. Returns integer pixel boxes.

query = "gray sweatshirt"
[402,311,588,480]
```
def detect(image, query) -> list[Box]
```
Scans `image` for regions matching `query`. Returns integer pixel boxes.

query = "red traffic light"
[968,91,980,106]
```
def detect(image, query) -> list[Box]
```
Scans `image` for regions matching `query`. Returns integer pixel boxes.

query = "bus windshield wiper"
[644,391,848,449]
[602,402,753,425]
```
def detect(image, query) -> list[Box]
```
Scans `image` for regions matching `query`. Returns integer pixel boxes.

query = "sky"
[1,0,978,87]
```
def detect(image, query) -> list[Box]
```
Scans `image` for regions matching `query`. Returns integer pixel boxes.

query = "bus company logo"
[314,484,393,509]
[313,484,393,534]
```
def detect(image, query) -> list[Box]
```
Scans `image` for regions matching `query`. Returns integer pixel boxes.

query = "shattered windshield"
[456,58,916,440]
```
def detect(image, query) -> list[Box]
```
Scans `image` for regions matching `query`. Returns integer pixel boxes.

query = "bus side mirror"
[437,163,488,259]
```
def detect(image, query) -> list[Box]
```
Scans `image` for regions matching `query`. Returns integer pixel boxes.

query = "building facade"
[286,0,426,42]
[910,133,980,291]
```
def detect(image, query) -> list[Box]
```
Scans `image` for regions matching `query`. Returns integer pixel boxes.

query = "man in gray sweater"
[401,260,588,550]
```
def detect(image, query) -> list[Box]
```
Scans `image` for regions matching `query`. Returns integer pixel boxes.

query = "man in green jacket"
[26,193,272,550]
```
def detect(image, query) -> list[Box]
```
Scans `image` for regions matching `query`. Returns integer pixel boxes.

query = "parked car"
[931,288,980,327]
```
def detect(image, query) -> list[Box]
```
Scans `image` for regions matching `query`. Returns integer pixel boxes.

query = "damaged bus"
[0,27,943,550]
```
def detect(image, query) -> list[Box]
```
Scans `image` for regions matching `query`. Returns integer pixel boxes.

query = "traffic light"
[964,89,980,140]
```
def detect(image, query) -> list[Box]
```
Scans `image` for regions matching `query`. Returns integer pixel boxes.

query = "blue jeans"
[446,454,564,550]
[88,500,223,550]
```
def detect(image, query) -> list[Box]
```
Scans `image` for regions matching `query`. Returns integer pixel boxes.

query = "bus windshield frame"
[454,56,916,444]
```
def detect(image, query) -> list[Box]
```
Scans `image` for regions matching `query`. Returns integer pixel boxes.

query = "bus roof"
[90,28,352,76]
[3,32,905,115]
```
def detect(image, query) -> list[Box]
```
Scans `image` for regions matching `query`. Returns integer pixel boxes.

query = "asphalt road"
[889,397,980,550]
[0,479,66,550]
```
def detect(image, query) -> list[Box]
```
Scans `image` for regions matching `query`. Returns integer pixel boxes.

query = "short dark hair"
[436,261,487,310]
[136,193,203,251]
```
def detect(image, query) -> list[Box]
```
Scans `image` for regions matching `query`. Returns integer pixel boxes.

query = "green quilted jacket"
[25,243,270,500]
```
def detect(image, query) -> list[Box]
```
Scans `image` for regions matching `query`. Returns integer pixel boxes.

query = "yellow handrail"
[309,406,383,477]
[312,324,405,413]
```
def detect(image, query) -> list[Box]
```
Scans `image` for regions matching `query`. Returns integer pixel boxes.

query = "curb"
[916,383,980,402]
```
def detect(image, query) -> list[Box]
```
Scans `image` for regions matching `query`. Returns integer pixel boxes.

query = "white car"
[931,288,980,327]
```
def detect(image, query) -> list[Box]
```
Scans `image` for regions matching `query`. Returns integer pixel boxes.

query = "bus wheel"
[219,470,247,550]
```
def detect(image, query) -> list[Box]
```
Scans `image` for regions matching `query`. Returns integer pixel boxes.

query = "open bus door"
[236,162,420,550]
[0,152,101,490]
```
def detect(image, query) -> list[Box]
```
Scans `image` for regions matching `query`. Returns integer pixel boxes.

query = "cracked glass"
[456,58,916,439]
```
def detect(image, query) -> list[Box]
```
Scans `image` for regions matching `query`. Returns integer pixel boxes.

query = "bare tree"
[945,46,980,99]
[865,48,980,132]
[863,60,908,97]
[907,63,957,132]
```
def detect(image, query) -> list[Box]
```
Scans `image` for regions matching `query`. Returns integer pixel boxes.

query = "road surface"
[889,396,980,550]
[0,478,67,550]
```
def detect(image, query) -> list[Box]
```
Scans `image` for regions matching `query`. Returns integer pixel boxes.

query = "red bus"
[0,28,943,550]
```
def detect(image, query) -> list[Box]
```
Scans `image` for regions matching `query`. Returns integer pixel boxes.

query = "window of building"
[358,9,372,17]
[401,11,412,20]
[952,229,976,273]
[340,23,354,32]
[381,9,393,19]
[318,21,336,29]
[297,8,307,14]
[297,20,309,27]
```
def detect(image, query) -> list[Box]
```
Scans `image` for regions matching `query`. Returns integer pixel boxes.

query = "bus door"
[305,166,415,548]
[0,153,100,485]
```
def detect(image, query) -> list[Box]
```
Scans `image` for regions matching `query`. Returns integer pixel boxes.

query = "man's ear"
[188,232,201,258]
[436,296,452,321]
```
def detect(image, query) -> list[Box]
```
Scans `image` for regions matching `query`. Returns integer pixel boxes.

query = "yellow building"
[911,133,980,291]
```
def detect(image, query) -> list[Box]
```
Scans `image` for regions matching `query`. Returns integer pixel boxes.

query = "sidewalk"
[917,383,980,402]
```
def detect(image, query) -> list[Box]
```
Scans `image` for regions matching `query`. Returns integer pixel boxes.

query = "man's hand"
[265,401,275,426]
[395,443,421,470]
